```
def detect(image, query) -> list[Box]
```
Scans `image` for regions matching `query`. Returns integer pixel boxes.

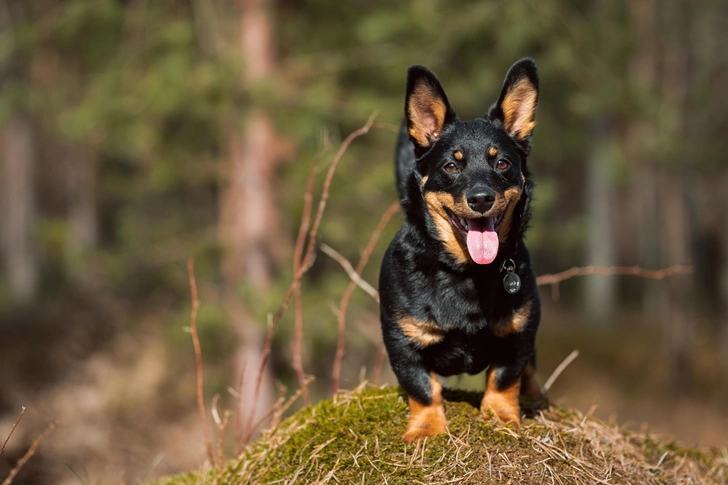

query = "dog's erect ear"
[489,58,539,145]
[405,65,457,151]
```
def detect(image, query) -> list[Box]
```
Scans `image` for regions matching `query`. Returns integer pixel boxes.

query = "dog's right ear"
[405,66,457,152]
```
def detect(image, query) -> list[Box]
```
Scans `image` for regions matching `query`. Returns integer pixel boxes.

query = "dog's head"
[404,59,538,266]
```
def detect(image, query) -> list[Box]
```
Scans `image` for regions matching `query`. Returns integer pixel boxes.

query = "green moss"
[153,386,728,485]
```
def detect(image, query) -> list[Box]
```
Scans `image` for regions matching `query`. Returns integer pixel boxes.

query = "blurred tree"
[0,1,38,304]
[218,0,286,435]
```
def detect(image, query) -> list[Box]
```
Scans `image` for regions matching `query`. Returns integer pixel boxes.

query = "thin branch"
[1,407,24,457]
[320,244,379,302]
[241,114,378,446]
[232,363,245,449]
[328,200,399,394]
[290,148,323,408]
[544,350,580,392]
[187,259,215,468]
[536,265,692,286]
[1,422,55,485]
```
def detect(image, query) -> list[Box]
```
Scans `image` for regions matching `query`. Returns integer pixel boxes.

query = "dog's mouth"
[446,209,504,265]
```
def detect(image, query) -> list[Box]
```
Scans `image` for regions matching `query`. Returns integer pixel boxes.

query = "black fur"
[380,59,543,419]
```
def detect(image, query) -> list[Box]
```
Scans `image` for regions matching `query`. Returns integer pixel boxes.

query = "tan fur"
[397,315,445,347]
[482,366,521,425]
[454,150,463,160]
[490,300,532,337]
[488,146,498,157]
[407,84,448,147]
[424,192,471,264]
[404,374,447,443]
[425,189,525,263]
[496,186,523,243]
[501,78,537,140]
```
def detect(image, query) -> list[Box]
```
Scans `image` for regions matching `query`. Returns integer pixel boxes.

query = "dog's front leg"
[481,362,525,425]
[401,371,447,443]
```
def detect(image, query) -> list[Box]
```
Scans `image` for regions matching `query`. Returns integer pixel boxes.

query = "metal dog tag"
[503,272,521,294]
[501,258,521,294]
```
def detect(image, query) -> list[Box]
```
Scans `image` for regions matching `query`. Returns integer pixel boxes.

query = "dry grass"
[154,385,728,485]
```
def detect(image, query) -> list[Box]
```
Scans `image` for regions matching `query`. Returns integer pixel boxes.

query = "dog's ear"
[405,65,457,151]
[488,58,539,149]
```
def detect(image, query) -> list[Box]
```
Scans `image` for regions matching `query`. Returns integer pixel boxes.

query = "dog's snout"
[466,189,495,214]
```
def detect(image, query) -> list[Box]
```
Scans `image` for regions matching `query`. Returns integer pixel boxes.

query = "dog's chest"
[423,271,506,334]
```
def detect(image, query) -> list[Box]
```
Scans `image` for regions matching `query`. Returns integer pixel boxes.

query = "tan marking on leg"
[491,301,532,337]
[482,366,521,425]
[403,374,447,443]
[421,174,429,187]
[397,315,445,347]
[488,146,498,157]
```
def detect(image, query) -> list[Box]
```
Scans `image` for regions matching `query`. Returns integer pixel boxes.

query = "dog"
[379,58,547,443]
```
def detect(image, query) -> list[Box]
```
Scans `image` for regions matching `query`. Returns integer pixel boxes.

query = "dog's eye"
[443,162,459,173]
[496,159,510,170]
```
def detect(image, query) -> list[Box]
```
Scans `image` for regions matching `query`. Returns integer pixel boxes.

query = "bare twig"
[232,363,245,449]
[187,258,215,468]
[1,407,25,457]
[211,394,231,466]
[241,114,378,446]
[291,148,323,408]
[536,264,692,301]
[2,422,55,485]
[328,200,399,393]
[544,350,580,392]
[320,244,380,301]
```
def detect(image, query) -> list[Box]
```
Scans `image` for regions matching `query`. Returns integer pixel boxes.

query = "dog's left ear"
[488,58,539,150]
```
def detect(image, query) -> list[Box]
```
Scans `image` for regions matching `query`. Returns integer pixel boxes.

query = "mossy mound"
[155,385,727,485]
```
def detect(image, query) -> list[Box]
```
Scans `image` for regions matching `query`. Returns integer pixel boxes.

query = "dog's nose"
[466,189,495,213]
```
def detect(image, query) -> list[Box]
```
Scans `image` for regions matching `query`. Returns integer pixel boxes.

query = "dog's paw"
[481,405,521,427]
[403,406,447,443]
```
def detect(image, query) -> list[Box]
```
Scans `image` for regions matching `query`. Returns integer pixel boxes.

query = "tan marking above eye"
[488,146,498,157]
[453,150,463,160]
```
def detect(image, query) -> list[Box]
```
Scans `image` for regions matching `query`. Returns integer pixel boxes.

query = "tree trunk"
[219,0,280,438]
[659,0,694,390]
[1,112,38,304]
[64,143,97,284]
[584,117,616,322]
[626,0,663,318]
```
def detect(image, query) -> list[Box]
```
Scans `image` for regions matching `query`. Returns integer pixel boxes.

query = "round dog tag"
[503,272,521,294]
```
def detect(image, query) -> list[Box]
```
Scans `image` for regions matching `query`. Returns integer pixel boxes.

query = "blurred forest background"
[1,0,727,483]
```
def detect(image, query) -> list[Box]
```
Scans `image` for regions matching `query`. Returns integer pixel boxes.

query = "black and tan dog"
[380,58,547,443]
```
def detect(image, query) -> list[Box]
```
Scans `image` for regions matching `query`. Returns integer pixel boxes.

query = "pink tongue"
[466,218,499,264]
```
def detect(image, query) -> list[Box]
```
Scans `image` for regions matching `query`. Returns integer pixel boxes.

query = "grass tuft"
[153,385,728,484]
